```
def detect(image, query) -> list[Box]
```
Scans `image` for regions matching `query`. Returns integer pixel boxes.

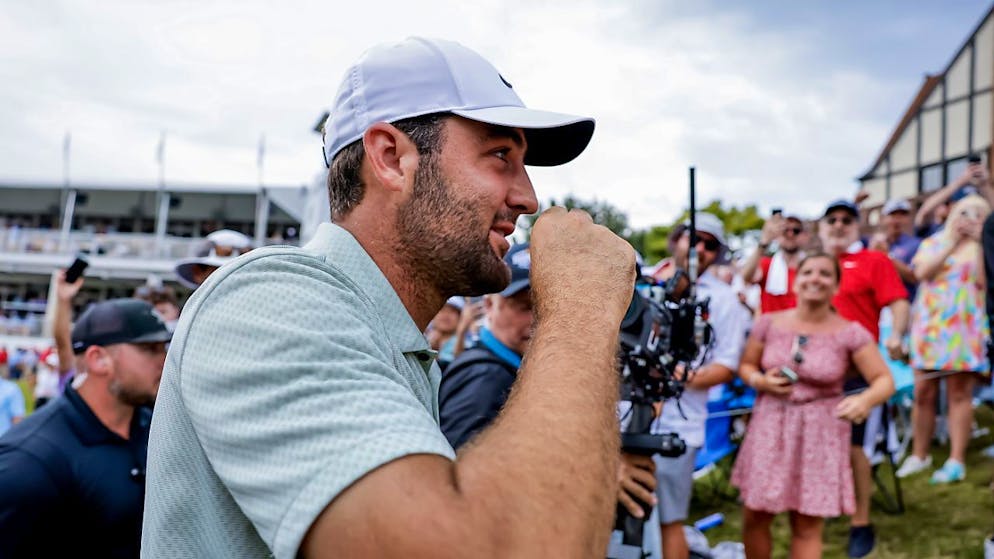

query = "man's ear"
[83,345,112,377]
[362,122,421,194]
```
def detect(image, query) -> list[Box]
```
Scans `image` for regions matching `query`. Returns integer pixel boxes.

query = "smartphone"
[64,253,90,283]
[778,366,799,384]
[968,154,983,164]
[771,208,783,216]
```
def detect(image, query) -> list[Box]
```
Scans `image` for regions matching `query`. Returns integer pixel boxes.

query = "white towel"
[765,251,790,295]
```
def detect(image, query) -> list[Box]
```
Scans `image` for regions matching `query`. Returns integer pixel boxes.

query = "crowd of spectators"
[1,36,993,559]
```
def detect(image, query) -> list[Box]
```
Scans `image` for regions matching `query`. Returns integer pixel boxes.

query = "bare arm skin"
[53,271,83,376]
[301,208,635,559]
[835,343,895,423]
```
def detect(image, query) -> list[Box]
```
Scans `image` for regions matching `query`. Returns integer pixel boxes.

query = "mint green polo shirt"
[141,223,456,559]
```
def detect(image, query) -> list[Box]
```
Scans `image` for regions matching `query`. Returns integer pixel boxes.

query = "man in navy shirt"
[439,243,533,449]
[0,298,171,558]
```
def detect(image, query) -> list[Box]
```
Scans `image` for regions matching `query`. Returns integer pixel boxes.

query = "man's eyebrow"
[482,124,525,148]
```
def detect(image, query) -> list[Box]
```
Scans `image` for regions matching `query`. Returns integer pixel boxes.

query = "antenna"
[687,167,698,289]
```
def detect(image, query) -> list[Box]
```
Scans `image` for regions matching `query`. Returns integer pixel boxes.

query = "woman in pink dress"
[732,253,894,558]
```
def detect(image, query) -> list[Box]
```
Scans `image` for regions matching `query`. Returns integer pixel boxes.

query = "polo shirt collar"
[61,384,135,446]
[306,223,431,354]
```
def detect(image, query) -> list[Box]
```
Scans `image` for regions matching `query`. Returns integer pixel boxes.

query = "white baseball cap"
[322,37,595,167]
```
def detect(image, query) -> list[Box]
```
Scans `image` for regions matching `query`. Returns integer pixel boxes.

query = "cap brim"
[499,279,531,297]
[174,257,231,289]
[824,204,859,218]
[128,329,174,344]
[451,106,595,166]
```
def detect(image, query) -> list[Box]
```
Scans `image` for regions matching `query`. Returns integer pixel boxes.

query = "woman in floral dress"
[732,253,894,559]
[899,194,990,484]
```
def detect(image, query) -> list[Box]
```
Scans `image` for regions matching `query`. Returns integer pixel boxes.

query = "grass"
[687,404,994,558]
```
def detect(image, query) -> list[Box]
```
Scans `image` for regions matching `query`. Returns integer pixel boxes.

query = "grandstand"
[0,178,312,347]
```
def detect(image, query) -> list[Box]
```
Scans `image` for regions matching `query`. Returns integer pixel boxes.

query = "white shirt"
[651,270,752,447]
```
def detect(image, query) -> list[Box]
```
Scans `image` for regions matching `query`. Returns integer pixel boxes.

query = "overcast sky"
[2,1,991,229]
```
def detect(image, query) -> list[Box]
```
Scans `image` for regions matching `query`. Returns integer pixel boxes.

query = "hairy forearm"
[455,315,621,557]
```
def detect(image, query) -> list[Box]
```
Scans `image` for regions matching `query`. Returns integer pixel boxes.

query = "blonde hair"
[940,194,991,243]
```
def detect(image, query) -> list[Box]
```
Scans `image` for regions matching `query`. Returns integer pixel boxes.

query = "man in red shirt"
[819,199,909,558]
[741,212,808,313]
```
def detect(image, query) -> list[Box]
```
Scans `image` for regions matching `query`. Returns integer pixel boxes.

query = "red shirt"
[832,250,908,341]
[758,256,797,313]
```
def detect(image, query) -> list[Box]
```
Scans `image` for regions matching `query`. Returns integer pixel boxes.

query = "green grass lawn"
[687,404,994,558]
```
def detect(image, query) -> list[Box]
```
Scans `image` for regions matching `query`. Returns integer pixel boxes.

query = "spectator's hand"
[969,162,989,184]
[760,215,784,245]
[616,452,657,519]
[953,216,982,244]
[854,189,871,205]
[530,207,635,324]
[456,298,484,334]
[756,367,793,397]
[836,394,872,424]
[55,270,84,302]
[884,334,907,362]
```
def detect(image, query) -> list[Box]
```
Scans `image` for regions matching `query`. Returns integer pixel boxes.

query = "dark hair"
[797,251,840,282]
[326,113,449,220]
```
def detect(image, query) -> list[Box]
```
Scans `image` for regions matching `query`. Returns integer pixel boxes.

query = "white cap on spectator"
[882,199,912,216]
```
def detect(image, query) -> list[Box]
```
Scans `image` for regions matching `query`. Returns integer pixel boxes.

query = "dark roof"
[858,4,994,182]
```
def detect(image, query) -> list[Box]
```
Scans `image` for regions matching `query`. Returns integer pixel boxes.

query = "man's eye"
[493,149,509,161]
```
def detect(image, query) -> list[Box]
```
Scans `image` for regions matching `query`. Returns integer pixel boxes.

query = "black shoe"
[848,525,875,558]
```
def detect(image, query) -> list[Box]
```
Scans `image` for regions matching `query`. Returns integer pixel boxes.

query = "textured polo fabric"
[142,223,456,559]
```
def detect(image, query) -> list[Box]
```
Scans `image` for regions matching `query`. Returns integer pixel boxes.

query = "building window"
[921,164,944,192]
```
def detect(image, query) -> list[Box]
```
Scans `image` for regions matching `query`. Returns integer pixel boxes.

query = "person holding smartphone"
[915,153,994,237]
[741,209,809,314]
[734,253,894,559]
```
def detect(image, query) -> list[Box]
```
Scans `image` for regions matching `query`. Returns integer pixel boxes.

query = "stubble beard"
[109,377,156,408]
[395,155,511,297]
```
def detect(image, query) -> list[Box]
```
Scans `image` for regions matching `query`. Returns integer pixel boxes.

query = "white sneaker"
[896,454,932,478]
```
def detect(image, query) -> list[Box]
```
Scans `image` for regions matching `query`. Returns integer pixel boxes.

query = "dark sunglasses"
[784,227,803,235]
[825,216,855,226]
[696,237,722,252]
[792,335,808,365]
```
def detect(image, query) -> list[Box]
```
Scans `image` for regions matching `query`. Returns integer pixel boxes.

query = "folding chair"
[692,380,755,504]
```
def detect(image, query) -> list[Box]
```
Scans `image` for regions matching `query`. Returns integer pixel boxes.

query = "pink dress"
[731,313,874,517]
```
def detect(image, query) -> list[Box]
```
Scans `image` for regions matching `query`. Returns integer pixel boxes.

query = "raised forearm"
[740,247,763,285]
[456,314,621,557]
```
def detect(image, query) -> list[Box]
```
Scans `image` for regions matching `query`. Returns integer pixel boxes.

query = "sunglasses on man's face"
[696,237,721,252]
[825,216,855,226]
[784,227,803,235]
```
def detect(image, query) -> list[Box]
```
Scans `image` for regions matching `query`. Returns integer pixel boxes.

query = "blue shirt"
[0,379,25,435]
[889,233,922,300]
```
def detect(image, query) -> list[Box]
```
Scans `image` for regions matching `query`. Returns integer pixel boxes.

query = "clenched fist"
[529,207,635,328]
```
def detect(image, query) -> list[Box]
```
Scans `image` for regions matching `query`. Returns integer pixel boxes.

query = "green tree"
[518,195,632,239]
[632,200,766,265]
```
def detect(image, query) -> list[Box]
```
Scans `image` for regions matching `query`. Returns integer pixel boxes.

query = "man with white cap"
[651,213,751,559]
[173,229,252,289]
[878,199,920,299]
[143,37,634,558]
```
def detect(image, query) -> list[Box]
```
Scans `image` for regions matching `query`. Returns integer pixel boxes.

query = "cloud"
[0,1,979,229]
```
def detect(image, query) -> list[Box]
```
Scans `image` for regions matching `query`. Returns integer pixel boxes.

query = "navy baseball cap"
[500,243,531,297]
[322,37,595,167]
[71,299,173,354]
[823,199,860,218]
